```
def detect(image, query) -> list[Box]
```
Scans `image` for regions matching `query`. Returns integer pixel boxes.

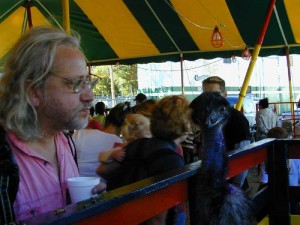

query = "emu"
[189,92,254,225]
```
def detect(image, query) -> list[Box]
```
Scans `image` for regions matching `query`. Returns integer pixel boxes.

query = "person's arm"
[98,147,125,163]
[96,162,121,177]
[92,181,107,194]
[234,139,251,149]
[97,145,125,177]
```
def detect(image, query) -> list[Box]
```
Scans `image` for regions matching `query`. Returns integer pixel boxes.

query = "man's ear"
[28,87,41,107]
[26,81,41,107]
[223,91,227,98]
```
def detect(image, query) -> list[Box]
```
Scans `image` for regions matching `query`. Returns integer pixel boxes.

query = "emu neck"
[201,126,227,183]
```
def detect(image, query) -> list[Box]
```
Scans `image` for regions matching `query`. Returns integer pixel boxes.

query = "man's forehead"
[54,47,85,66]
[203,83,221,91]
[53,47,87,74]
[203,83,226,97]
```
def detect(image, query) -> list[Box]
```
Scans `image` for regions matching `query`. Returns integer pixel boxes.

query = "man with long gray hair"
[0,26,106,223]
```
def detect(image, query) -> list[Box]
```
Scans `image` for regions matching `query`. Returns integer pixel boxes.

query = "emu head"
[190,92,230,130]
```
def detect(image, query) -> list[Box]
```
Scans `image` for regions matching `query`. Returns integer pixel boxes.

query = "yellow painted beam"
[236,0,276,111]
[236,45,261,110]
[62,0,70,34]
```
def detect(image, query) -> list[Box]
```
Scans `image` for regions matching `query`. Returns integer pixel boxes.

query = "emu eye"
[219,107,226,113]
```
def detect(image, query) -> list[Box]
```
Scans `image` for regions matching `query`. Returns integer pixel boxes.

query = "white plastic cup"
[67,177,100,203]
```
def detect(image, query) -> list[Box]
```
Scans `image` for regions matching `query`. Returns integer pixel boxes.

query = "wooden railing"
[21,139,300,225]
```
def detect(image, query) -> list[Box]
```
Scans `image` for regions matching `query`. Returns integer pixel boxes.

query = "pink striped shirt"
[7,132,79,222]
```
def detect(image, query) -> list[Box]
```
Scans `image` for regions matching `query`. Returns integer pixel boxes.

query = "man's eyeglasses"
[51,73,99,93]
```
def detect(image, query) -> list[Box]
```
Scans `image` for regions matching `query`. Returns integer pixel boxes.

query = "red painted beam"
[74,146,269,225]
[228,147,267,178]
[74,180,188,225]
[23,140,276,225]
[25,1,33,28]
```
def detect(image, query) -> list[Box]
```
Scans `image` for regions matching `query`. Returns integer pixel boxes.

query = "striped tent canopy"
[0,0,299,66]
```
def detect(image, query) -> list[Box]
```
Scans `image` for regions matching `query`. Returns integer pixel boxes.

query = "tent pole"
[285,47,293,104]
[88,64,91,74]
[235,0,277,111]
[62,0,70,34]
[285,47,295,126]
[25,0,33,28]
[109,66,116,107]
[180,53,184,95]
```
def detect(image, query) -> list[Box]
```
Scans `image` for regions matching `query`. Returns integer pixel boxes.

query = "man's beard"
[42,101,91,131]
[66,115,89,131]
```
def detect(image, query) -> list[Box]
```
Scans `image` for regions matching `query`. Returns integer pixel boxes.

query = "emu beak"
[207,111,226,128]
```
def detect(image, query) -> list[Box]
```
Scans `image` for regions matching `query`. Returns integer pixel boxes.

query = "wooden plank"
[22,164,196,225]
[74,181,188,225]
[227,140,270,178]
[287,139,300,158]
[22,138,276,225]
[268,140,290,225]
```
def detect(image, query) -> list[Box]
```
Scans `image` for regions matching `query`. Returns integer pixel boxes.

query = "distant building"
[137,55,300,115]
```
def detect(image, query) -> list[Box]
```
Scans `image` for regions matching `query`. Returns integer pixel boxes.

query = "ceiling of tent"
[0,0,300,66]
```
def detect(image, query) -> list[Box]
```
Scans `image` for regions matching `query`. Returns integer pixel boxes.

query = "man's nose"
[80,86,94,102]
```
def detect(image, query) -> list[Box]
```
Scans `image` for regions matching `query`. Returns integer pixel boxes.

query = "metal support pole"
[25,0,33,28]
[285,47,296,137]
[109,66,116,107]
[62,0,70,34]
[180,53,184,95]
[236,0,277,111]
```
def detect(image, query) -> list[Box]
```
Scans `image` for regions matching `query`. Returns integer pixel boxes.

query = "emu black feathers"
[189,92,253,225]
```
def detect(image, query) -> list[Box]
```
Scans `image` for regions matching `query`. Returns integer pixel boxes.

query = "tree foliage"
[92,65,138,97]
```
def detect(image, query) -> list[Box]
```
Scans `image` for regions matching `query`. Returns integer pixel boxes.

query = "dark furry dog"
[189,92,254,225]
